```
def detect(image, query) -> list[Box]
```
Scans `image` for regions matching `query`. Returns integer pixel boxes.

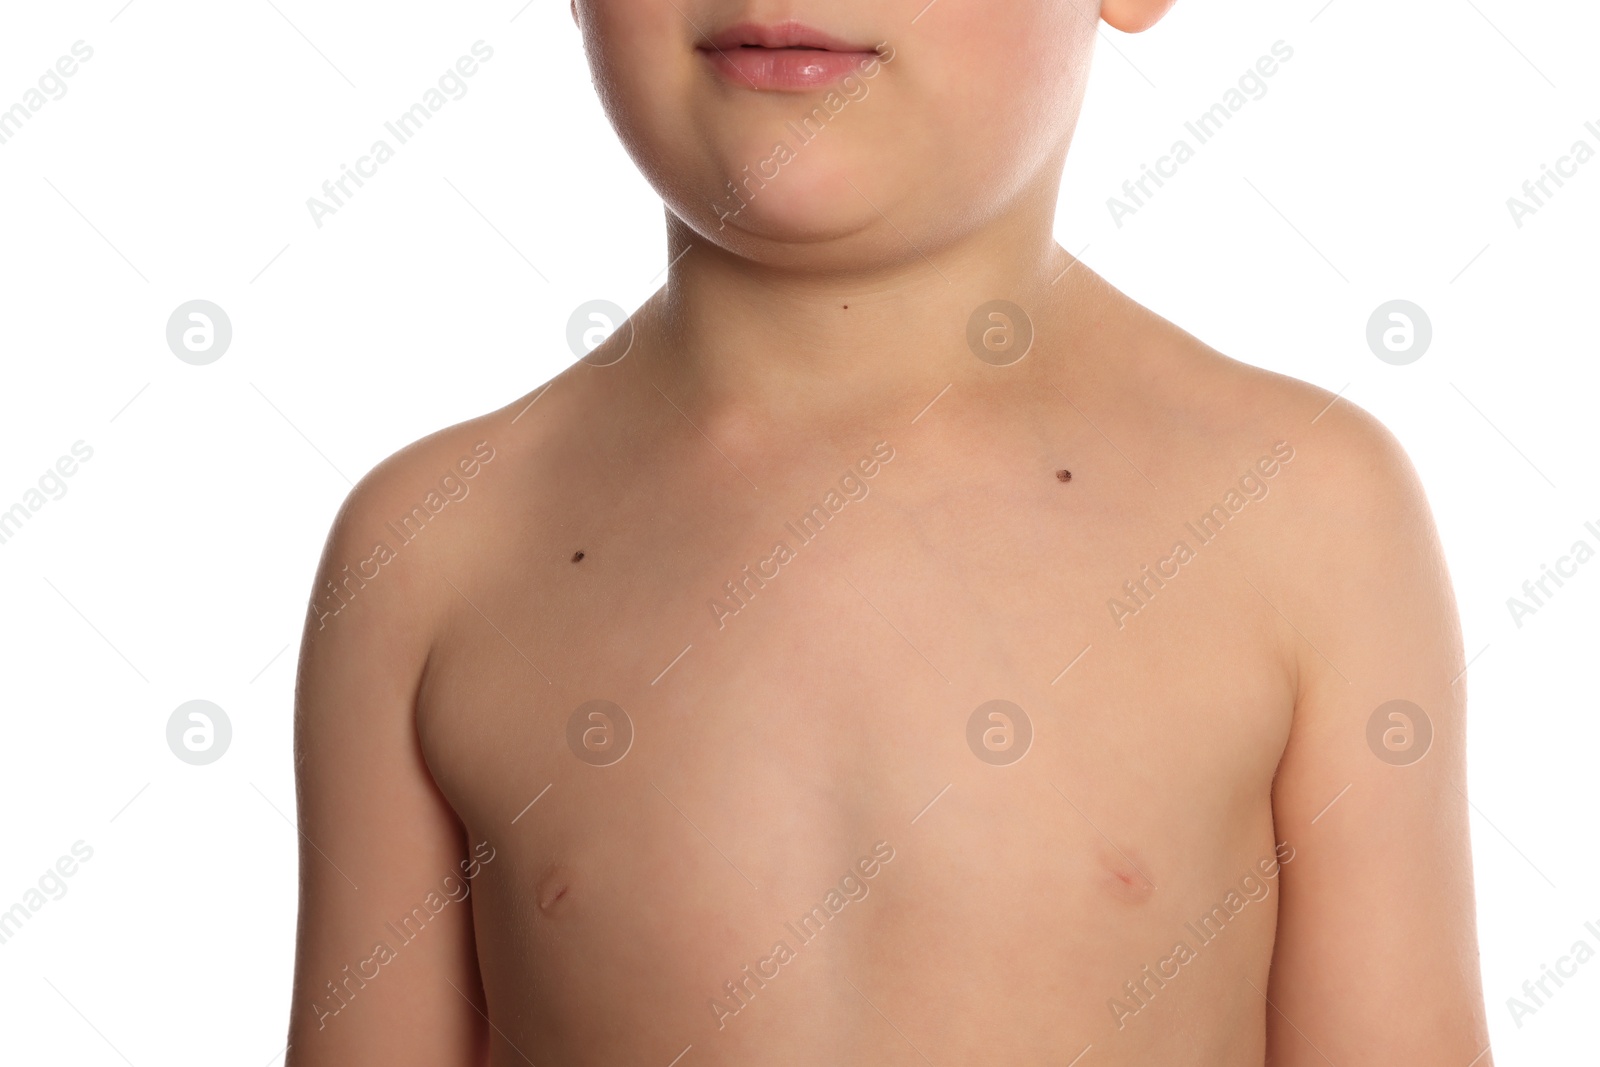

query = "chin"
[687,147,911,254]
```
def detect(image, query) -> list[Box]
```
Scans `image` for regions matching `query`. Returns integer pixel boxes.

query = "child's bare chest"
[414,431,1294,1061]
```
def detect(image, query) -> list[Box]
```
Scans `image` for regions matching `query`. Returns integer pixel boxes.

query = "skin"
[286,1,1491,1064]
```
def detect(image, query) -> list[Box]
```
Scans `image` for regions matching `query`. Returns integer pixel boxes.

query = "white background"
[1,0,1596,1062]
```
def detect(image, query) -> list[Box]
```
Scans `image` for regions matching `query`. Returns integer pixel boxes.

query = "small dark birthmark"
[571,551,585,563]
[1056,469,1073,483]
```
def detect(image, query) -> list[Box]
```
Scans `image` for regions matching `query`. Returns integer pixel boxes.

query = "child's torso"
[416,377,1297,1066]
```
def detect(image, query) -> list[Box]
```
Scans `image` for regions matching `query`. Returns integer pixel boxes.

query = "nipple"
[536,864,576,912]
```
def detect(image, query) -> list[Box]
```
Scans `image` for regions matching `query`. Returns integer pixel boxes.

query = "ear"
[1100,0,1177,33]
[570,0,579,26]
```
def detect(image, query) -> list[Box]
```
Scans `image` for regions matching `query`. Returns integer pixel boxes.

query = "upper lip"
[698,19,878,53]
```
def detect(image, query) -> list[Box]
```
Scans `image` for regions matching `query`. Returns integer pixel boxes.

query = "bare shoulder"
[1071,273,1451,686]
[302,381,569,658]
[1078,273,1430,538]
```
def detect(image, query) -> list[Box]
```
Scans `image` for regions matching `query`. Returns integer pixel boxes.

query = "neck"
[636,174,1078,426]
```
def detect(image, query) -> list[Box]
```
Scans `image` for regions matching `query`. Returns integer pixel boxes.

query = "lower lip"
[701,47,880,91]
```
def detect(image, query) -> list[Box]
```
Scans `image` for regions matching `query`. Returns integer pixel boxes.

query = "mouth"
[696,20,885,91]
